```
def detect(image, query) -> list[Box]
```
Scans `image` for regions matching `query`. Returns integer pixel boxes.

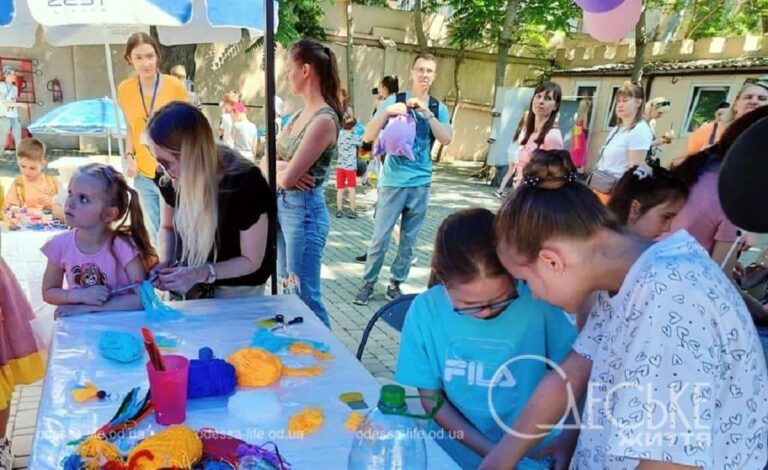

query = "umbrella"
[28,97,126,155]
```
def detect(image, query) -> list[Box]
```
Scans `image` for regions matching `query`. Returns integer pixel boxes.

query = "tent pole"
[265,0,278,295]
[102,25,125,163]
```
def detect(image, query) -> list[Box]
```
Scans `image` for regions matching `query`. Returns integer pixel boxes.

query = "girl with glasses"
[395,207,576,469]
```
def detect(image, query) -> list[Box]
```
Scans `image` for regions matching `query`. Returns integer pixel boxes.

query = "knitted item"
[128,425,203,470]
[227,348,283,387]
[188,347,237,399]
[98,331,144,363]
[287,407,324,438]
[139,281,183,321]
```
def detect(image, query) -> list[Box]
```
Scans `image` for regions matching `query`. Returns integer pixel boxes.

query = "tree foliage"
[440,0,579,52]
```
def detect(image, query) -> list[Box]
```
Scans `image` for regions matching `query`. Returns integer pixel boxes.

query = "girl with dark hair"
[670,105,768,268]
[607,163,687,240]
[496,82,563,196]
[589,82,653,198]
[42,164,157,316]
[481,149,768,470]
[118,32,189,245]
[396,208,576,469]
[260,39,342,328]
[380,75,399,98]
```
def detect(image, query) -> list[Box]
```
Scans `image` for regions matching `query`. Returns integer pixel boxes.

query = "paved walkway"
[7,162,500,468]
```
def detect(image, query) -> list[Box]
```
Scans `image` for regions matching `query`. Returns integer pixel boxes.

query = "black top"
[157,152,275,287]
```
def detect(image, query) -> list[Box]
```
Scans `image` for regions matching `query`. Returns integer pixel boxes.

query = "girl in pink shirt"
[42,164,157,317]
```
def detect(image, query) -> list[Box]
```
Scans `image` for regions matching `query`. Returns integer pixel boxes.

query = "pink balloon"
[583,0,642,42]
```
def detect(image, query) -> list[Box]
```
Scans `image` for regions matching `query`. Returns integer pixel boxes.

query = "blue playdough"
[250,327,330,354]
[187,347,237,399]
[98,331,144,363]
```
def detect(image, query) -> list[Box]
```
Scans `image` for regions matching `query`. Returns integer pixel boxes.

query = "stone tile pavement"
[7,162,501,468]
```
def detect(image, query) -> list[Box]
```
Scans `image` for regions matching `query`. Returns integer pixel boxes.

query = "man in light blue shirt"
[354,53,453,305]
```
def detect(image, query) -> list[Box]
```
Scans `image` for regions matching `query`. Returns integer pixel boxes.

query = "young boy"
[336,117,361,219]
[2,138,64,220]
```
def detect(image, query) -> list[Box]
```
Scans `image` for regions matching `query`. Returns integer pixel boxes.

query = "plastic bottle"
[348,384,443,470]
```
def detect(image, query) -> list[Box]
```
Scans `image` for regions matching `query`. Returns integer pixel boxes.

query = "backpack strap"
[708,122,719,146]
[395,92,407,104]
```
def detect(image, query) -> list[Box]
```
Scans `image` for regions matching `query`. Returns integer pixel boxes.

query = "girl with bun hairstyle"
[481,149,768,470]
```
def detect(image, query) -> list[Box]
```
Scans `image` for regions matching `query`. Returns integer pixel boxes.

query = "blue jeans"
[277,188,331,328]
[363,185,430,285]
[134,174,161,246]
[0,116,21,149]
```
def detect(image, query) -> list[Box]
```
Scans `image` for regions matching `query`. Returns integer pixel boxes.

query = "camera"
[371,87,379,96]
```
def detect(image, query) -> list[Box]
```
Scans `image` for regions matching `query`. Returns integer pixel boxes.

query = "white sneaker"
[0,437,14,470]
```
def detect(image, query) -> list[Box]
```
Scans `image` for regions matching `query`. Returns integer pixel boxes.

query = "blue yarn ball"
[98,331,144,363]
[188,347,237,399]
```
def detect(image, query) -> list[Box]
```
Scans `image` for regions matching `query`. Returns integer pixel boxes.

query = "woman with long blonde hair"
[145,102,273,298]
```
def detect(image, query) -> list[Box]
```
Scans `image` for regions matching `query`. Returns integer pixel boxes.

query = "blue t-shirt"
[376,92,450,188]
[395,282,577,469]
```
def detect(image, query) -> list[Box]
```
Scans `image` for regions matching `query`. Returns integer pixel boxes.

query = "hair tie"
[633,161,653,180]
[524,176,541,187]
[564,171,577,183]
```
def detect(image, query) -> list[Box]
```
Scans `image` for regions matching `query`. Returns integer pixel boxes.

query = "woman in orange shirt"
[685,81,768,156]
[117,33,188,245]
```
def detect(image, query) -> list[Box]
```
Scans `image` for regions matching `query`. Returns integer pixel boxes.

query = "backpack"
[395,92,441,151]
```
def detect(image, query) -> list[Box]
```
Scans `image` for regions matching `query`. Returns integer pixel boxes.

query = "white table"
[30,295,459,469]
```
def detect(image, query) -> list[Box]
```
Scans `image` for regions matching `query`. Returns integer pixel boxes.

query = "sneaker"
[347,211,358,219]
[336,210,343,218]
[386,282,403,301]
[353,282,375,305]
[355,253,368,263]
[0,437,13,470]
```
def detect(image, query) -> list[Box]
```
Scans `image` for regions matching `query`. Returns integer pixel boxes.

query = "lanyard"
[138,73,160,120]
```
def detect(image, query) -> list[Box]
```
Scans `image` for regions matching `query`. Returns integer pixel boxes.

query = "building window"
[604,86,621,129]
[684,85,730,134]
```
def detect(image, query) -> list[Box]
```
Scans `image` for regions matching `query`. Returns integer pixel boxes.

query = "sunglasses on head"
[453,291,520,316]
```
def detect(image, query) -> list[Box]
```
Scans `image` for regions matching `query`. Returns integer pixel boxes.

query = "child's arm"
[418,388,495,457]
[57,257,145,317]
[42,261,110,306]
[480,351,592,470]
[3,184,18,211]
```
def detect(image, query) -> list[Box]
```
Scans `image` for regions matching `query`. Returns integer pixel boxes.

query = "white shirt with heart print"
[571,230,768,469]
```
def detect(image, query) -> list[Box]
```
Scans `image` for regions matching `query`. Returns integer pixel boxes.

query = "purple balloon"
[576,0,625,13]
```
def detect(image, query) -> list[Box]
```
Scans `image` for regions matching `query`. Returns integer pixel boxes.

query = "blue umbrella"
[28,98,126,136]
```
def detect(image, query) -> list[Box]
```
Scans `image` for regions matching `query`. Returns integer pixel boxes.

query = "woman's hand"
[155,265,208,293]
[292,172,316,191]
[124,154,138,178]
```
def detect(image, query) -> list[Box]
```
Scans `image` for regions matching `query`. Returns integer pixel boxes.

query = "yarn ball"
[188,347,237,399]
[75,434,124,470]
[128,425,203,470]
[287,407,324,438]
[227,348,282,387]
[345,412,365,431]
[250,327,330,355]
[227,390,283,426]
[98,331,144,364]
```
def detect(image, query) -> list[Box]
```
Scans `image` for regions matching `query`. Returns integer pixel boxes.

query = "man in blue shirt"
[354,53,453,305]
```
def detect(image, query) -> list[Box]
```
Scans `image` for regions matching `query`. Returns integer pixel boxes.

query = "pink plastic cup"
[146,355,189,425]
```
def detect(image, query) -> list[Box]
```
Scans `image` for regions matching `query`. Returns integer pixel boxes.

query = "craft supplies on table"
[31,295,459,469]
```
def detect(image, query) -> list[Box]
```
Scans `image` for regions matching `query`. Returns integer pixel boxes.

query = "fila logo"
[444,359,517,388]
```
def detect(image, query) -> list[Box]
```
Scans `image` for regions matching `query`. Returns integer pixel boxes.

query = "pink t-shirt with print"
[669,171,738,253]
[518,128,564,168]
[41,230,140,291]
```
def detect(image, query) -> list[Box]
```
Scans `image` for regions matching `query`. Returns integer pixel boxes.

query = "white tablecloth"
[30,295,459,469]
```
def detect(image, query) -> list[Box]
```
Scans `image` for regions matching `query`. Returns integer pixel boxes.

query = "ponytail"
[289,39,344,121]
[122,187,158,270]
